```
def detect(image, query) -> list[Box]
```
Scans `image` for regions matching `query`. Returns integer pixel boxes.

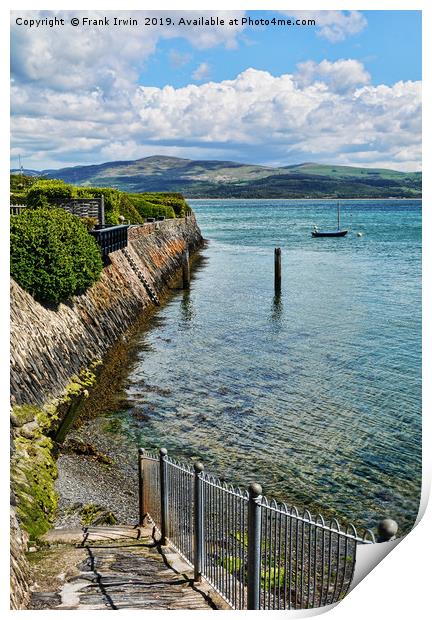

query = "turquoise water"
[120,200,421,534]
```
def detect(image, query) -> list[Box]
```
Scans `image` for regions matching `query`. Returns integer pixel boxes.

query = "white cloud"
[192,62,211,81]
[13,10,418,173]
[10,9,421,173]
[124,69,420,169]
[295,59,371,93]
[10,10,246,93]
[282,10,367,42]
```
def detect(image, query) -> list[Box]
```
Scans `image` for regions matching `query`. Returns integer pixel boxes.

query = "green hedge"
[10,208,103,304]
[139,192,190,217]
[128,194,176,219]
[12,177,191,224]
[119,194,144,224]
[25,181,121,225]
[26,180,75,209]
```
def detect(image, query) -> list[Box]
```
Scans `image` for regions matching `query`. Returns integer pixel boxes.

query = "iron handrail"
[138,447,397,610]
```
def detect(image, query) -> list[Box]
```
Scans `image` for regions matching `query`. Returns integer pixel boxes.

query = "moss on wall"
[11,434,58,542]
[10,363,101,542]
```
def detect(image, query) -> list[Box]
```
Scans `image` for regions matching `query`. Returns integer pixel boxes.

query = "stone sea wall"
[10,215,203,608]
[11,215,203,408]
[10,508,31,610]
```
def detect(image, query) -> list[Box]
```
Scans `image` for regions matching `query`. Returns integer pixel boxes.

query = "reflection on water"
[180,290,195,325]
[114,200,421,534]
[271,292,283,327]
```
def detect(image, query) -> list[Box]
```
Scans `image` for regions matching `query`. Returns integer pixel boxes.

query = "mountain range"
[12,156,422,199]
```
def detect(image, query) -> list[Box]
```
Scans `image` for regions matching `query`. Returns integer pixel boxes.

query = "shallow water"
[114,200,421,533]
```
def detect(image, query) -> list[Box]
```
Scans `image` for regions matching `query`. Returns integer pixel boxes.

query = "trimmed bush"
[10,208,103,304]
[25,181,122,225]
[140,192,190,217]
[81,216,98,231]
[119,193,144,224]
[26,180,75,209]
[12,175,191,224]
[128,194,176,219]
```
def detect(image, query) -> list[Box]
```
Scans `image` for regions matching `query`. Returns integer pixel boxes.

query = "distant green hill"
[11,156,422,199]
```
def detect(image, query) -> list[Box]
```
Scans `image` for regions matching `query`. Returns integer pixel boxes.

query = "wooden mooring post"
[274,247,282,292]
[182,249,190,289]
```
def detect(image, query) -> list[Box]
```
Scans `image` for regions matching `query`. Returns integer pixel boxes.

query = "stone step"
[31,524,222,611]
[41,524,152,545]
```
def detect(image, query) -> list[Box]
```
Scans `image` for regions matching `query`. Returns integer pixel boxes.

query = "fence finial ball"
[138,447,145,455]
[249,482,263,497]
[378,518,398,541]
[159,447,168,456]
[194,461,205,472]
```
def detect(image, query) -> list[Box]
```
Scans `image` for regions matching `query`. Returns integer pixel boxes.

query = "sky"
[10,9,422,171]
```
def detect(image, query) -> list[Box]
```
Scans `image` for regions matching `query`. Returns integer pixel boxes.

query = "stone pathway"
[29,525,223,610]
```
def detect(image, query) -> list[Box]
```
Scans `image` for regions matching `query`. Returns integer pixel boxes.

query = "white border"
[2,1,430,618]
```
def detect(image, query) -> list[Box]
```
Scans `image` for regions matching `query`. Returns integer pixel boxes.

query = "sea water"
[118,200,421,533]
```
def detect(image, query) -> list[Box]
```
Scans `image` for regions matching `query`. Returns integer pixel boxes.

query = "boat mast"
[337,202,340,230]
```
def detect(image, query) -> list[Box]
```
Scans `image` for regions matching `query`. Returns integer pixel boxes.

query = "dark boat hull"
[312,230,348,238]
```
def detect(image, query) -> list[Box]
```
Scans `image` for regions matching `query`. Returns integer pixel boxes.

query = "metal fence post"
[138,448,145,526]
[159,448,169,545]
[193,461,204,582]
[377,518,398,542]
[247,482,263,610]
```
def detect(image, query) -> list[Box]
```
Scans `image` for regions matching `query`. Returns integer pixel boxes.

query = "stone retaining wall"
[10,508,31,610]
[10,215,203,408]
[10,215,203,608]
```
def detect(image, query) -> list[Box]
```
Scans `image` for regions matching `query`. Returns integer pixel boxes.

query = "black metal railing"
[258,498,361,609]
[138,448,398,610]
[90,225,129,258]
[201,473,248,608]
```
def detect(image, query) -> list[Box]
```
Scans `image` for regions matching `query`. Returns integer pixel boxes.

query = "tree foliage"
[10,173,41,193]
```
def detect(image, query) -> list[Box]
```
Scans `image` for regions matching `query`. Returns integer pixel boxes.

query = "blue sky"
[10,10,422,171]
[142,11,421,89]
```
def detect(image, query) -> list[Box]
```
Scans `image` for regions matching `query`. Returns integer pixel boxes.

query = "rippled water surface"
[117,200,421,533]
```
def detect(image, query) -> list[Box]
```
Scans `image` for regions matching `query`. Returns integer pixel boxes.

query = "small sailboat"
[312,202,348,237]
